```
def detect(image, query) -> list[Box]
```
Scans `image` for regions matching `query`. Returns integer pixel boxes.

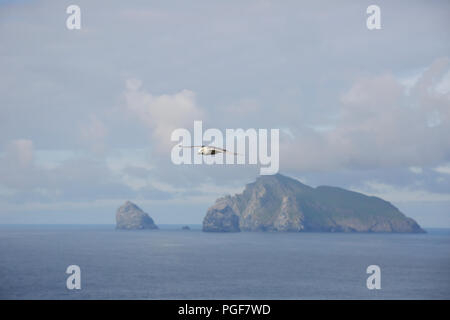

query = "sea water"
[0,225,449,299]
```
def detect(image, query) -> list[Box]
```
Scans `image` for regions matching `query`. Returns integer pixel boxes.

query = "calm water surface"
[0,225,449,299]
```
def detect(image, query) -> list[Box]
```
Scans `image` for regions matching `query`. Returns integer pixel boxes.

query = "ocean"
[0,225,449,299]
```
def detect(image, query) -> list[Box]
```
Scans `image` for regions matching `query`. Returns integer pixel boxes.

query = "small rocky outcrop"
[181,225,191,230]
[203,202,240,232]
[116,201,158,230]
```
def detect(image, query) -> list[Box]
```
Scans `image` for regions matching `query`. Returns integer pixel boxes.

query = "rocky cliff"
[202,174,425,233]
[203,202,240,232]
[116,201,158,230]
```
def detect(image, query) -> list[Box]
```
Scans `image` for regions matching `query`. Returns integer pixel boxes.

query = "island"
[202,174,425,233]
[116,201,158,230]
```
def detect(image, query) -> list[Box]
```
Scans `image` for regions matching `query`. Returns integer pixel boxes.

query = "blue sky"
[0,0,449,227]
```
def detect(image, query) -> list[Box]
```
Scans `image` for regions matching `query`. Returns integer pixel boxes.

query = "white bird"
[179,145,239,155]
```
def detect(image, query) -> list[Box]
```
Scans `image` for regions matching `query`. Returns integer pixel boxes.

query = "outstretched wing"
[179,145,203,148]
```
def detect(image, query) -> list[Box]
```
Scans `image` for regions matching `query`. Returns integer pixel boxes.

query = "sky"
[0,0,449,227]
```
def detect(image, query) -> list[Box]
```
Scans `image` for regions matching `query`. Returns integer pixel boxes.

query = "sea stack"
[116,201,158,230]
[202,174,425,233]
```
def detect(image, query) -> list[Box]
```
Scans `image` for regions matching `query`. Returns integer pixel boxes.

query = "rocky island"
[203,174,425,233]
[116,201,158,230]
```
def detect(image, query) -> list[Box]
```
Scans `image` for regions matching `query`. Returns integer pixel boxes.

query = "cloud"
[6,139,34,168]
[124,79,204,153]
[351,180,450,203]
[434,163,450,175]
[435,70,450,94]
[281,58,450,171]
[409,166,423,174]
[80,115,109,154]
[0,138,172,204]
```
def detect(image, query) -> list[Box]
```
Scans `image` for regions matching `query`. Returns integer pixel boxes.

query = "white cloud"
[398,68,426,95]
[5,139,34,168]
[124,79,204,152]
[435,70,450,94]
[80,115,109,154]
[281,58,450,172]
[409,166,423,174]
[434,163,450,175]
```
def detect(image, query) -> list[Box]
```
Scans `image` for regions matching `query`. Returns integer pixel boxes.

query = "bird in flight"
[179,145,239,155]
